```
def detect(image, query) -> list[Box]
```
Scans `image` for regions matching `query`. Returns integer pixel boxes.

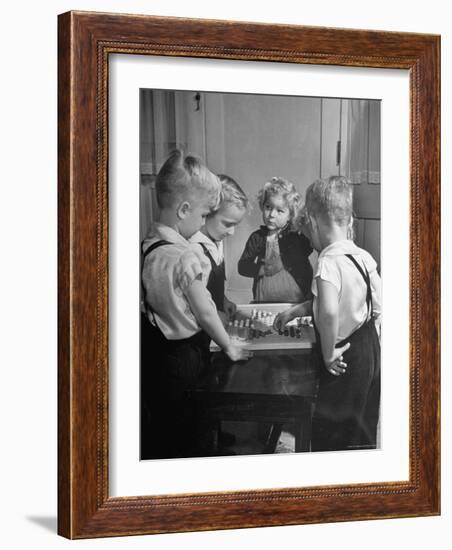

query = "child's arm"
[370,268,382,319]
[238,232,264,278]
[186,279,248,362]
[316,278,350,375]
[370,267,382,340]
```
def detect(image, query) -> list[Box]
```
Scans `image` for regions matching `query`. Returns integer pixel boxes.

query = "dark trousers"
[140,314,211,459]
[311,320,380,452]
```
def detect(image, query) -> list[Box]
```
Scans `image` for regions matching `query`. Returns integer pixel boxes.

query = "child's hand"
[273,310,295,331]
[223,297,237,319]
[264,256,283,277]
[374,316,382,342]
[224,342,252,362]
[324,342,351,376]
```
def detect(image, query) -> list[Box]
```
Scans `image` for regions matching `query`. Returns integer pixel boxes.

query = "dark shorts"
[311,319,381,452]
[140,313,211,458]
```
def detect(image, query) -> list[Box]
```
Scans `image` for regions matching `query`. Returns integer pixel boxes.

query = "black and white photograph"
[3,0,446,545]
[139,89,381,460]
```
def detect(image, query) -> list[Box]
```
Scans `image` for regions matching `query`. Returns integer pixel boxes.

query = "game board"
[210,303,316,352]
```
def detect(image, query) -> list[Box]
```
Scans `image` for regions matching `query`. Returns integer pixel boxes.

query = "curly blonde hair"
[257,177,301,223]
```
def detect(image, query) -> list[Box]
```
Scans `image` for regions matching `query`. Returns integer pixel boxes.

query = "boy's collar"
[319,239,357,257]
[190,230,215,245]
[149,222,188,244]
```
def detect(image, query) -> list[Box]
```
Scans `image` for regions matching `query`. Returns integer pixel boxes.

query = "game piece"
[214,304,315,352]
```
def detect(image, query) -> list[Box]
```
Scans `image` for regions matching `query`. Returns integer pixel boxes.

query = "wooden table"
[192,306,319,455]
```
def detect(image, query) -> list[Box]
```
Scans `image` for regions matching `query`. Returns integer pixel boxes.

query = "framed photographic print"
[58,11,440,538]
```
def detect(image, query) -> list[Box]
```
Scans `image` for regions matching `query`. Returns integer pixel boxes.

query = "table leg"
[294,402,313,452]
[264,423,283,453]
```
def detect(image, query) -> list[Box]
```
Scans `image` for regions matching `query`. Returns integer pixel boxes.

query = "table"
[192,304,319,455]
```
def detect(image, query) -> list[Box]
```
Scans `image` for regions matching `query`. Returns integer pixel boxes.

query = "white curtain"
[342,99,380,185]
[139,90,189,241]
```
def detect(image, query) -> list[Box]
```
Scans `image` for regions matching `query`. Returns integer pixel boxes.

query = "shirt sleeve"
[314,256,341,294]
[238,231,264,278]
[298,232,313,256]
[294,233,314,298]
[174,245,212,293]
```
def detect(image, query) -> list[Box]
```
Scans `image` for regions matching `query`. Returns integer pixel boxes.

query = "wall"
[1,1,449,550]
[141,90,380,301]
[222,93,322,301]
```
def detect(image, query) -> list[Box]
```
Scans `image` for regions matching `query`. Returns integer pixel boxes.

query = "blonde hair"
[214,174,249,212]
[303,176,353,227]
[257,177,301,222]
[155,150,220,210]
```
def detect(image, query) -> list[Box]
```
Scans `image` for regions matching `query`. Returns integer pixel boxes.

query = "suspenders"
[199,242,226,311]
[142,239,171,261]
[199,242,226,273]
[345,254,373,320]
[199,242,214,266]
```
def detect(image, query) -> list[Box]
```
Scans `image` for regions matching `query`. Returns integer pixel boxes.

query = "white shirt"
[312,240,381,342]
[142,223,214,340]
[189,231,224,266]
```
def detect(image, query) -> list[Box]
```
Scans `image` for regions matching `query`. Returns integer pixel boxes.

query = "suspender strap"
[199,242,227,311]
[141,240,172,328]
[142,239,172,261]
[199,242,215,268]
[345,254,373,319]
[199,242,227,275]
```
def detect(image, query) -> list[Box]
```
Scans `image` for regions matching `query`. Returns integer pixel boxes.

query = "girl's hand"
[224,342,252,362]
[264,256,283,277]
[223,297,237,319]
[324,342,351,376]
[273,309,295,331]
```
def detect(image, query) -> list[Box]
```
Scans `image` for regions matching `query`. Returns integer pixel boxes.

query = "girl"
[140,150,248,459]
[190,174,249,319]
[275,176,381,452]
[238,177,313,303]
[238,177,313,450]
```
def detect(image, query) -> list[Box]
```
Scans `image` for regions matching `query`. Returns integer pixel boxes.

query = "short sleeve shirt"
[311,240,381,342]
[142,223,214,340]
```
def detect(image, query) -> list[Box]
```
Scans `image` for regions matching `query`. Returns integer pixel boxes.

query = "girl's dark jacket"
[238,225,313,300]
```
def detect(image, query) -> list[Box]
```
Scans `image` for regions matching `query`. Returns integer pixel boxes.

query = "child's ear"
[309,215,318,232]
[177,201,191,219]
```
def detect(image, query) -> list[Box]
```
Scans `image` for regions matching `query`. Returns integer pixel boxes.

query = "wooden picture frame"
[58,11,440,539]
